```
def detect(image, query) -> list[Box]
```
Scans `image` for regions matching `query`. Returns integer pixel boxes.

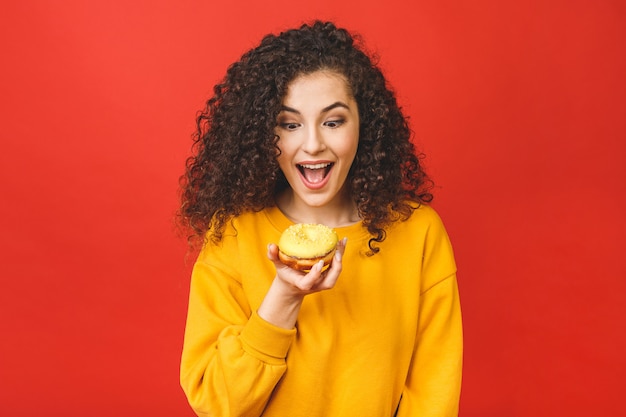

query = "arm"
[396,207,463,416]
[396,274,463,417]
[180,260,296,417]
[180,239,347,417]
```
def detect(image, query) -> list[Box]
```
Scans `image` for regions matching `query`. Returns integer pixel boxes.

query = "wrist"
[258,278,304,329]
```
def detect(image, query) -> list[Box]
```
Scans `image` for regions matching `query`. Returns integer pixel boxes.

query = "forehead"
[283,70,354,103]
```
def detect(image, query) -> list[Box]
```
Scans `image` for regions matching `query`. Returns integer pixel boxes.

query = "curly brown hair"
[179,20,433,254]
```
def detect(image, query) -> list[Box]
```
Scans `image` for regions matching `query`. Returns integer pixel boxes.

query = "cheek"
[338,131,359,160]
[275,141,291,170]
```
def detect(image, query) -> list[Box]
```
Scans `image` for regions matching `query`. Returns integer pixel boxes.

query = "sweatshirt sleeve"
[180,257,296,417]
[397,274,463,416]
[397,209,463,416]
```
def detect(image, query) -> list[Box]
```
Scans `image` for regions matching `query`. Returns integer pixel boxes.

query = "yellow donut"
[278,223,338,271]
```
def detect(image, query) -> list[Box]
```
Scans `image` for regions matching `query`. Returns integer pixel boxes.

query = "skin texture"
[274,71,360,227]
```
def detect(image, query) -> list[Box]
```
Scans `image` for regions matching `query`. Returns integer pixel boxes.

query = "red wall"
[1,1,624,416]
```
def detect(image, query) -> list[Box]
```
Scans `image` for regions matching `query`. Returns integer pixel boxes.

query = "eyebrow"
[279,101,351,114]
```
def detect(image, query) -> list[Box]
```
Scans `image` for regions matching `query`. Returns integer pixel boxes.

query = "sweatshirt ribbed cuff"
[240,311,297,364]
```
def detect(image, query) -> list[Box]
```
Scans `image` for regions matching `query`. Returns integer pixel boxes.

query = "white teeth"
[299,163,331,169]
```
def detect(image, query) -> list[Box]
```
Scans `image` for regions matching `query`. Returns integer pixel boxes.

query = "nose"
[302,126,326,154]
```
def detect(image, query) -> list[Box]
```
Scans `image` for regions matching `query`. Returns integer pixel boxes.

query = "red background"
[1,1,624,416]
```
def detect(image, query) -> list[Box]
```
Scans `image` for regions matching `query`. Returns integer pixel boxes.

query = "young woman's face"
[275,70,359,213]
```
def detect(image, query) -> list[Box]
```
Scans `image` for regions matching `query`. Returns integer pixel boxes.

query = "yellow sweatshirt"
[180,204,462,417]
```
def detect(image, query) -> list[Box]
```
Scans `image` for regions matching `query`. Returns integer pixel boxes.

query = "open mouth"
[297,162,333,185]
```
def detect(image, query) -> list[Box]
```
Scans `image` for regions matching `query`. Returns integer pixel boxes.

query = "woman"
[179,20,462,417]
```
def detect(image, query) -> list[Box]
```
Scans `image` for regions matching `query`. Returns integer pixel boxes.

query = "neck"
[275,189,360,228]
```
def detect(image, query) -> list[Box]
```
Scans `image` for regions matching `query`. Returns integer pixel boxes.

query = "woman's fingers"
[304,237,347,291]
[313,237,347,290]
[267,237,347,294]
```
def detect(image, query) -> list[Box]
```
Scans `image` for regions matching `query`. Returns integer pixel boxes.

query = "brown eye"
[280,122,300,130]
[324,119,344,128]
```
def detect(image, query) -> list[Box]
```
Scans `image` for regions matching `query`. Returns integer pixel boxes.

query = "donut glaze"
[278,223,338,271]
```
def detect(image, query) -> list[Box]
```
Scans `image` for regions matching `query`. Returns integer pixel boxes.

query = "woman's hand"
[268,237,347,294]
[257,238,347,329]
